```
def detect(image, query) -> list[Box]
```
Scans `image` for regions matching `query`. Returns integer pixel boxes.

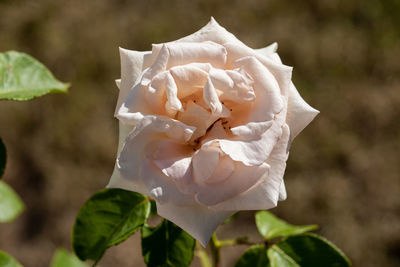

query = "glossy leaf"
[235,244,270,267]
[272,233,351,267]
[50,249,88,267]
[142,220,196,267]
[0,51,69,100]
[0,180,24,223]
[255,211,318,240]
[0,138,5,178]
[0,250,23,267]
[72,188,151,263]
[267,246,299,267]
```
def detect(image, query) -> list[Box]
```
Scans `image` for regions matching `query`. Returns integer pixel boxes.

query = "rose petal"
[116,48,148,116]
[286,83,319,141]
[177,101,218,141]
[141,158,195,205]
[279,179,287,201]
[232,56,283,122]
[192,146,220,183]
[215,108,285,166]
[165,72,183,116]
[209,68,255,103]
[118,116,195,189]
[156,201,235,247]
[194,161,270,206]
[224,42,292,98]
[170,63,210,99]
[230,121,273,139]
[178,17,241,46]
[255,42,278,57]
[210,124,290,211]
[152,139,194,187]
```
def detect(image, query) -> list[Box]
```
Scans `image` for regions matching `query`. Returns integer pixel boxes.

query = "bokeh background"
[1,0,399,266]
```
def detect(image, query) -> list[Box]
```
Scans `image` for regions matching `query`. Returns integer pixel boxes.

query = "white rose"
[108,18,318,246]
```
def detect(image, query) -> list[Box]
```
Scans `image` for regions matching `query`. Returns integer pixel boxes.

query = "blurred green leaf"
[0,138,5,178]
[50,249,88,267]
[0,250,23,267]
[142,220,196,267]
[0,51,69,100]
[0,180,24,223]
[149,199,157,215]
[255,211,318,240]
[234,244,270,267]
[72,188,151,263]
[223,212,239,224]
[271,233,351,267]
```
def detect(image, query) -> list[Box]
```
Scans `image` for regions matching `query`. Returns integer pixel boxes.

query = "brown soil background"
[0,0,399,266]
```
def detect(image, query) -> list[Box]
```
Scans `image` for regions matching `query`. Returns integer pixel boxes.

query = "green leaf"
[267,246,299,267]
[0,250,23,267]
[142,220,196,267]
[72,188,151,263]
[223,211,239,224]
[0,138,5,178]
[0,51,69,100]
[50,249,89,267]
[255,211,318,240]
[271,233,351,267]
[0,180,24,223]
[234,244,270,267]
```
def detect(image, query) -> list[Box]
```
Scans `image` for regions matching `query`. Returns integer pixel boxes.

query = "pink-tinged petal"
[165,73,183,116]
[224,42,292,98]
[255,42,278,57]
[194,161,270,206]
[167,42,227,69]
[141,158,195,205]
[192,146,220,183]
[230,121,273,139]
[233,56,283,122]
[115,79,121,89]
[209,68,255,103]
[286,82,319,141]
[279,179,287,201]
[177,100,216,141]
[116,48,150,122]
[170,63,209,99]
[200,120,228,145]
[210,124,290,211]
[107,122,149,195]
[142,44,169,86]
[216,108,286,166]
[118,116,195,190]
[203,77,224,115]
[152,139,194,187]
[177,17,240,46]
[204,155,234,184]
[157,201,235,247]
[118,47,147,102]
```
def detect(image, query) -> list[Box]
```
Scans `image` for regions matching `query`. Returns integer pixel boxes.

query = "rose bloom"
[108,18,318,246]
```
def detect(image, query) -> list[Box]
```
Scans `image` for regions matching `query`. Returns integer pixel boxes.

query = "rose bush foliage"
[107,18,318,246]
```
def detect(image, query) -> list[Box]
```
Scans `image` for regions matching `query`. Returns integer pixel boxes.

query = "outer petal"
[286,83,319,141]
[117,116,195,195]
[210,124,290,211]
[157,201,235,247]
[268,53,319,140]
[116,48,149,117]
[255,42,278,57]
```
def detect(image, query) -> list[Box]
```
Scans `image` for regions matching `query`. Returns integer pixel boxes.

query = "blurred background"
[0,0,399,266]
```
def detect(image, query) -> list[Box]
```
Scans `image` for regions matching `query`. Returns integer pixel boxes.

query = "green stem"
[199,234,254,267]
[210,234,221,267]
[196,245,213,267]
